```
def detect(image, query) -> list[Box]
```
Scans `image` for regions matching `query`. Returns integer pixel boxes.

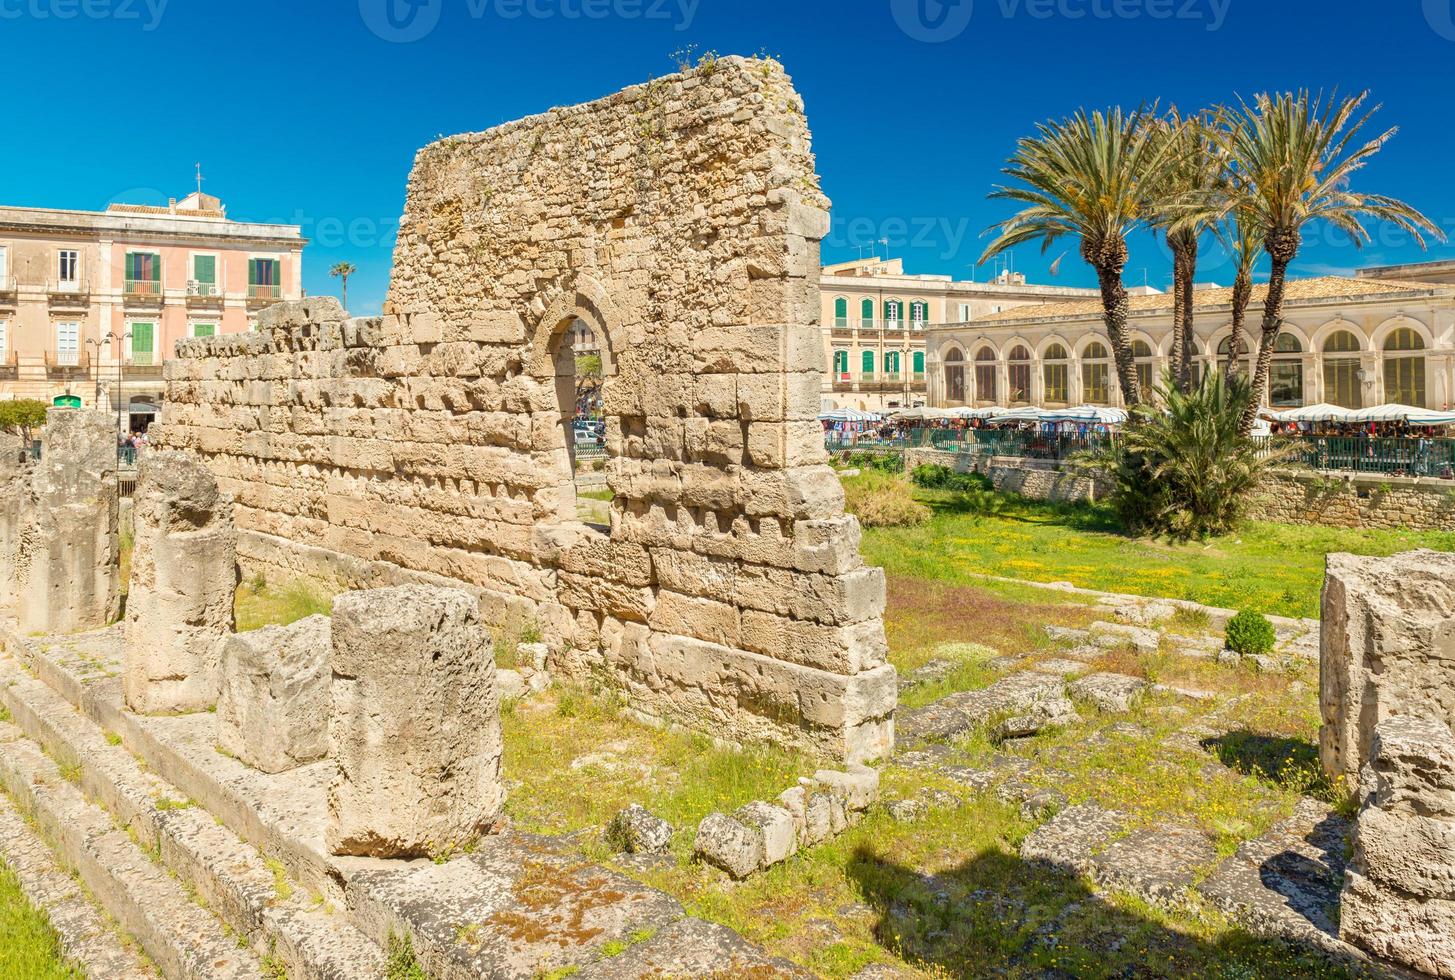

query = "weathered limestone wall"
[1250,469,1455,532]
[0,433,31,603]
[16,411,119,634]
[1320,550,1455,788]
[155,58,894,762]
[123,451,237,715]
[902,448,1110,503]
[1341,715,1455,978]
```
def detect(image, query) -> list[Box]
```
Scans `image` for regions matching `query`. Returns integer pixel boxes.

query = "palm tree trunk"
[1225,269,1251,376]
[1094,262,1141,406]
[342,277,349,311]
[1177,235,1197,388]
[1168,246,1186,395]
[1241,253,1291,434]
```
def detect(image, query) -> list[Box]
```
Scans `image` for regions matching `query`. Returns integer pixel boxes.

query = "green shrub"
[911,463,992,492]
[1226,610,1276,656]
[842,471,931,528]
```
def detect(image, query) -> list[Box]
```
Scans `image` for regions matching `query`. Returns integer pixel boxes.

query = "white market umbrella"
[1273,403,1354,423]
[1040,405,1129,425]
[986,407,1045,425]
[818,408,882,423]
[1349,404,1455,426]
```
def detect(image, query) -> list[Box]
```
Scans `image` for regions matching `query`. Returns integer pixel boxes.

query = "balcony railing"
[186,279,223,300]
[124,279,164,301]
[47,280,89,301]
[44,349,89,373]
[129,351,158,368]
[247,283,282,302]
[0,350,16,377]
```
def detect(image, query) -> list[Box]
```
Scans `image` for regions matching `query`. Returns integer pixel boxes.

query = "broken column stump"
[1340,715,1455,978]
[0,432,32,605]
[123,450,237,714]
[327,585,503,858]
[216,614,332,773]
[17,410,119,634]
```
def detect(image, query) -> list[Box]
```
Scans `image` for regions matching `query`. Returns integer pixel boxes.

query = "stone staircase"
[0,620,806,979]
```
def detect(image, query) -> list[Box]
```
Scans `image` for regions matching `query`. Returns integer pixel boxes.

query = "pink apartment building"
[0,190,304,432]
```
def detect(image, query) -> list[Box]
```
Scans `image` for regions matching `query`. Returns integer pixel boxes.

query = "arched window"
[884,350,901,377]
[909,301,929,329]
[884,299,904,326]
[1383,327,1426,406]
[1215,334,1251,379]
[1007,345,1032,404]
[1323,330,1363,409]
[1081,341,1110,404]
[1270,333,1303,406]
[832,349,849,377]
[1042,343,1069,404]
[944,348,966,403]
[859,298,875,328]
[833,297,848,328]
[1132,339,1155,395]
[861,349,876,378]
[974,347,997,404]
[913,350,925,378]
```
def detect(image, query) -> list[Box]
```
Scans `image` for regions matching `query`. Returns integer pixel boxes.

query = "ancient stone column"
[0,432,32,606]
[123,450,237,715]
[327,585,503,858]
[1320,550,1455,787]
[16,411,120,634]
[1340,715,1455,978]
[216,614,331,773]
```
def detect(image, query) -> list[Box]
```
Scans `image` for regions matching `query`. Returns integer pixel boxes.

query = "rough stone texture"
[215,614,331,773]
[1320,550,1455,785]
[1089,825,1219,908]
[604,804,673,855]
[1341,715,1455,977]
[327,585,503,857]
[1252,467,1455,532]
[122,450,237,715]
[1068,672,1148,713]
[736,801,797,867]
[0,432,31,604]
[1020,804,1127,876]
[896,671,1064,747]
[15,411,119,634]
[693,811,763,879]
[1088,620,1161,653]
[154,58,893,763]
[578,917,810,978]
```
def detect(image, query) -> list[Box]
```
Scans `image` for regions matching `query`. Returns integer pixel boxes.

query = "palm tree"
[1216,200,1264,376]
[982,106,1172,406]
[329,261,357,311]
[1217,91,1443,430]
[1150,109,1223,392]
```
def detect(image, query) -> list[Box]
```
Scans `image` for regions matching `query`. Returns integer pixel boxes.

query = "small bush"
[843,471,931,528]
[911,464,992,493]
[1226,610,1276,656]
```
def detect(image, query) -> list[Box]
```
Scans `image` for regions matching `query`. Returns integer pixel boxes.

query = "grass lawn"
[0,859,82,980]
[858,484,1455,619]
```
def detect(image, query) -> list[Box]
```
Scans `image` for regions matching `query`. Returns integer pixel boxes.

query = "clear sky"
[3,0,1453,314]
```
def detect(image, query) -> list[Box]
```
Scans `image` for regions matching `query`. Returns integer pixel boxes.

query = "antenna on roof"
[194,162,205,195]
[877,237,889,261]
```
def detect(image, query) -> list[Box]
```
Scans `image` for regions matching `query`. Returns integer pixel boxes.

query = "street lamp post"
[114,332,130,476]
[84,335,111,408]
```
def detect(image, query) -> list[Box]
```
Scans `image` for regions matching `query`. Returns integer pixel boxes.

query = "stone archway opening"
[548,314,615,532]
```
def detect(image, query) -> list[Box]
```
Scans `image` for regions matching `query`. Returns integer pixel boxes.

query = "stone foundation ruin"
[155,56,894,762]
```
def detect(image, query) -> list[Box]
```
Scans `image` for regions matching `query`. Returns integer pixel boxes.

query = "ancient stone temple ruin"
[156,56,894,762]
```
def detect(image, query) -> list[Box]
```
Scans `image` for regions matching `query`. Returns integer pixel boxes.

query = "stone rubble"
[1068,672,1149,714]
[215,614,332,773]
[604,803,675,855]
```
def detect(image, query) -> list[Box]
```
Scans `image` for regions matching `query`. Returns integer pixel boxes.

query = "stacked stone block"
[155,58,894,762]
[123,450,238,714]
[1320,550,1455,787]
[0,432,31,604]
[327,585,503,858]
[216,615,331,773]
[15,411,119,634]
[1340,715,1455,978]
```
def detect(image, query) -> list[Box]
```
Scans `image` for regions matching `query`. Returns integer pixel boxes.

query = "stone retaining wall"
[1249,468,1455,531]
[154,58,893,763]
[903,448,1110,504]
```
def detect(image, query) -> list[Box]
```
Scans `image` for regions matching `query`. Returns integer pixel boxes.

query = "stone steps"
[0,786,156,979]
[0,646,386,980]
[0,716,261,979]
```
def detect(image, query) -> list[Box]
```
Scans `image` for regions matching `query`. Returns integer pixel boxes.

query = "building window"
[909,301,928,329]
[1043,343,1069,403]
[913,350,925,379]
[883,299,903,326]
[957,303,971,322]
[192,254,218,296]
[974,347,997,403]
[1132,339,1155,395]
[54,321,80,365]
[1007,345,1031,403]
[944,348,966,403]
[0,320,7,357]
[1323,329,1362,409]
[248,258,281,299]
[191,322,217,339]
[1270,333,1303,406]
[1216,333,1251,376]
[57,249,79,284]
[833,297,848,328]
[125,252,162,298]
[1383,327,1426,406]
[861,349,875,378]
[860,298,874,329]
[1081,341,1110,404]
[0,245,7,281]
[833,349,849,378]
[130,322,156,366]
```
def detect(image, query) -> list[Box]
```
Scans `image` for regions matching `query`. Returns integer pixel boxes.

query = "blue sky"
[3,0,1453,314]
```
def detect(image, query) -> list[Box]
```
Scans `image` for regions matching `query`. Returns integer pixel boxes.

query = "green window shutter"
[834,298,847,319]
[861,350,874,374]
[861,299,874,321]
[193,323,216,338]
[194,255,216,283]
[125,253,134,281]
[914,351,925,373]
[132,322,154,353]
[247,258,258,284]
[150,253,161,281]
